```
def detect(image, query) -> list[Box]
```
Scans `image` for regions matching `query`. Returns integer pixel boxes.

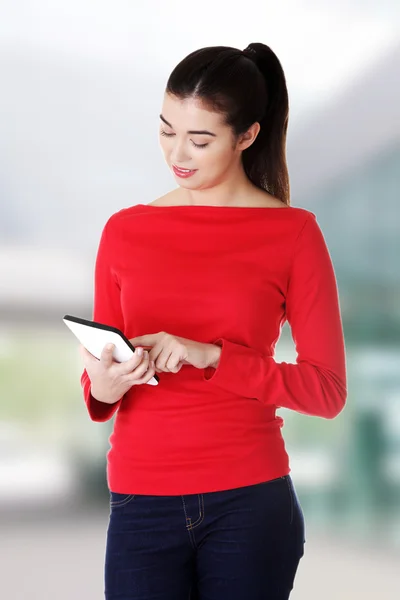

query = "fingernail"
[137,347,143,356]
[106,344,114,351]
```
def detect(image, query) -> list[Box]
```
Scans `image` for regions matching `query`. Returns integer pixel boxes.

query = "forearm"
[204,340,347,419]
[204,338,347,419]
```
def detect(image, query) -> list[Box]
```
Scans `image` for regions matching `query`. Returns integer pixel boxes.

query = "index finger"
[129,334,158,348]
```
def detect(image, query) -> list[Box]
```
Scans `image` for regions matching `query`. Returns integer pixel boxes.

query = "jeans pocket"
[109,491,136,507]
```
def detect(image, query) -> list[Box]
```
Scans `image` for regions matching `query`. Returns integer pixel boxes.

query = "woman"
[80,42,347,600]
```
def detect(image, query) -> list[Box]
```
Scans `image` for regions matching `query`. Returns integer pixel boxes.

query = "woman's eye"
[160,130,208,149]
[160,130,174,137]
[192,141,209,149]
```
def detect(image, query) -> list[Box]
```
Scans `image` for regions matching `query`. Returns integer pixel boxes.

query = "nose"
[169,138,191,164]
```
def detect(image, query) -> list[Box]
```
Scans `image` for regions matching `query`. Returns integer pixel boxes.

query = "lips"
[173,165,196,173]
[172,165,197,178]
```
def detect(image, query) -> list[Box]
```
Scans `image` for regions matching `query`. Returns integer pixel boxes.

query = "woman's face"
[158,92,256,190]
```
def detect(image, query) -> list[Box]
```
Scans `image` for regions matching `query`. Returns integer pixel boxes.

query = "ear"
[237,122,261,151]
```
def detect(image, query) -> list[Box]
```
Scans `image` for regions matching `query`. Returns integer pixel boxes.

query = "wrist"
[91,387,120,405]
[208,344,222,369]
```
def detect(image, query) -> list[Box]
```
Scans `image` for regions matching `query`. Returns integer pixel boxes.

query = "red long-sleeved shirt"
[80,203,347,495]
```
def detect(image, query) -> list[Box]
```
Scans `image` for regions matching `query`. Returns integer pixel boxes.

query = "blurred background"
[1,1,399,598]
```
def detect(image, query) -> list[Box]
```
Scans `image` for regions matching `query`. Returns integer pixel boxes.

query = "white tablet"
[63,314,159,386]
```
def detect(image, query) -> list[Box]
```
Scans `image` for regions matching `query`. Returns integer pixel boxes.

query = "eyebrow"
[159,114,217,137]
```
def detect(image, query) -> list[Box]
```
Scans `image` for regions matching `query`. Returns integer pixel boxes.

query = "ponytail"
[241,43,290,204]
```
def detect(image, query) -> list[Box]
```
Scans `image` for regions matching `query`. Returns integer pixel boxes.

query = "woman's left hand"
[129,332,221,374]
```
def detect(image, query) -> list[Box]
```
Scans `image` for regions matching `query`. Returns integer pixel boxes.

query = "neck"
[178,163,258,207]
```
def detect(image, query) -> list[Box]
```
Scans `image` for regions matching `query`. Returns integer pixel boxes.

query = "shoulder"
[290,209,328,255]
[267,207,320,253]
[107,203,151,223]
[276,206,317,234]
[290,207,317,227]
[100,205,147,239]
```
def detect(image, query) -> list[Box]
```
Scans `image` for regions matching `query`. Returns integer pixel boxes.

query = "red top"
[81,203,347,495]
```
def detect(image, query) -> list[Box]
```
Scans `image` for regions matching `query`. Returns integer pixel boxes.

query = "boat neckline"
[136,203,292,210]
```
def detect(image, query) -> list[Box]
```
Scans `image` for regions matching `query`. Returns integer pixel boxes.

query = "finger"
[127,351,150,379]
[166,352,183,373]
[148,344,162,368]
[117,347,145,375]
[128,360,157,386]
[155,348,174,372]
[100,343,115,368]
[129,334,158,348]
[167,363,182,374]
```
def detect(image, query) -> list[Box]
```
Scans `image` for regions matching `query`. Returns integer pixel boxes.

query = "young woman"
[80,42,347,600]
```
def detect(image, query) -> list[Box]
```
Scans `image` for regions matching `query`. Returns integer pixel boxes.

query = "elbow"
[325,387,347,419]
[316,369,347,419]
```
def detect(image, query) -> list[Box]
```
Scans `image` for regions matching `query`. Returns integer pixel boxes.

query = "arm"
[80,216,125,422]
[203,213,347,419]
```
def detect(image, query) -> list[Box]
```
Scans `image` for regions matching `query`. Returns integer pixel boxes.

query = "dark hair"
[165,43,290,205]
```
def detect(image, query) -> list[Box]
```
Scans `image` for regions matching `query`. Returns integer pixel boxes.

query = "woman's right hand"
[80,343,157,404]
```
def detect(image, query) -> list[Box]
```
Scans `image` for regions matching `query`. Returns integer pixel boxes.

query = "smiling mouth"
[173,165,196,171]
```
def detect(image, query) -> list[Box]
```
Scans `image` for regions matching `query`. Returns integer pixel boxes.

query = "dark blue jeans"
[105,475,305,599]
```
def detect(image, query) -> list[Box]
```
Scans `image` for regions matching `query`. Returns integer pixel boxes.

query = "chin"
[176,179,200,188]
